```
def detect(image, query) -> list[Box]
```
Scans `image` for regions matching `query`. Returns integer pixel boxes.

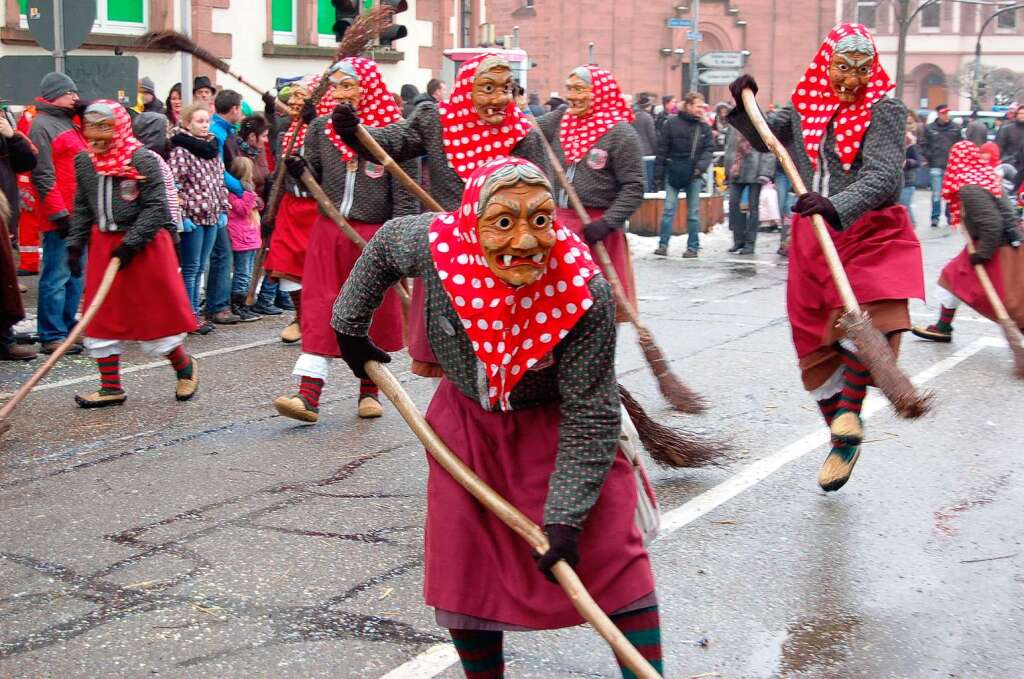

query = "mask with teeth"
[828,50,873,104]
[476,168,556,287]
[472,64,513,125]
[564,69,595,118]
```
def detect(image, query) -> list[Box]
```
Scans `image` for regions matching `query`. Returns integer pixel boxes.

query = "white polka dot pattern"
[789,23,893,171]
[558,65,635,164]
[941,140,1003,226]
[427,157,597,410]
[281,73,337,152]
[324,57,403,162]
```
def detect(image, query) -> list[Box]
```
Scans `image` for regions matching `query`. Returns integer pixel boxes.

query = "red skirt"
[264,193,319,282]
[423,379,654,630]
[940,243,1024,326]
[407,279,444,376]
[83,227,197,340]
[787,204,924,359]
[300,214,406,356]
[556,207,637,323]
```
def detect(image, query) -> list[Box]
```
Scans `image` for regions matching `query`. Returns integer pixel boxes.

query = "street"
[2,193,1022,679]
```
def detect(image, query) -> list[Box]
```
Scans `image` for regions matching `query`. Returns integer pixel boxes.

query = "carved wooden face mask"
[477,181,556,287]
[84,112,116,155]
[285,86,311,118]
[829,50,873,103]
[472,66,513,125]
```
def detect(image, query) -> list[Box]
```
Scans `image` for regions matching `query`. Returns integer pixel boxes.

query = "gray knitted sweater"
[331,212,621,529]
[535,106,645,230]
[303,116,420,222]
[68,148,175,251]
[728,97,908,230]
[350,101,552,211]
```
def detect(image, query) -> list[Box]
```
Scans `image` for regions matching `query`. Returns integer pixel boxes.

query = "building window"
[996,7,1018,29]
[271,0,298,44]
[525,0,535,8]
[856,1,877,28]
[317,0,337,47]
[919,1,940,29]
[19,0,147,35]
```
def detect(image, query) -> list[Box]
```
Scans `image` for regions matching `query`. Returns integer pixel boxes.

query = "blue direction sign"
[687,31,703,41]
[666,18,693,28]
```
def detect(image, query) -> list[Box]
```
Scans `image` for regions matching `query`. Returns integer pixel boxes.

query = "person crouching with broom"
[331,157,663,677]
[66,101,199,408]
[727,23,925,492]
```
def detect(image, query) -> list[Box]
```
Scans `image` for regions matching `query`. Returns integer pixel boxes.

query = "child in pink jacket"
[228,157,263,321]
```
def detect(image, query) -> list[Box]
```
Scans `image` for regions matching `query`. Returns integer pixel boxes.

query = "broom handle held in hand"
[740,89,861,314]
[364,361,661,679]
[355,125,444,212]
[0,258,120,430]
[959,223,1012,321]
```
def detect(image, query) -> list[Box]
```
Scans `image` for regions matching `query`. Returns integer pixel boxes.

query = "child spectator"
[227,156,262,322]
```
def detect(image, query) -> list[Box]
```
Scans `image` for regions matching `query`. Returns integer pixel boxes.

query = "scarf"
[790,23,894,171]
[324,58,403,163]
[170,129,220,160]
[280,75,336,153]
[428,157,597,411]
[942,140,1003,226]
[558,65,634,164]
[438,53,531,180]
[86,100,144,180]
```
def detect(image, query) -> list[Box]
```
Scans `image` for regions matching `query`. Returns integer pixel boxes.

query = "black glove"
[535,524,580,583]
[72,98,91,119]
[583,218,613,245]
[332,103,360,136]
[261,214,275,239]
[969,252,989,266]
[728,75,759,104]
[300,100,317,125]
[285,154,309,180]
[112,242,138,269]
[793,191,842,230]
[262,91,277,109]
[66,244,83,278]
[54,215,71,239]
[336,332,391,380]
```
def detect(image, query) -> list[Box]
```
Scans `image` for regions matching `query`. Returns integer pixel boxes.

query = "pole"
[53,0,64,74]
[689,0,700,92]
[894,0,909,100]
[180,0,192,105]
[972,4,1024,111]
[587,41,595,65]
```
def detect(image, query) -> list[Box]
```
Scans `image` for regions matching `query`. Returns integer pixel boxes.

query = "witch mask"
[472,60,513,125]
[829,35,875,103]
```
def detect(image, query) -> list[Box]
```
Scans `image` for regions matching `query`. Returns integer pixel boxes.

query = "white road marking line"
[377,336,999,679]
[722,258,780,267]
[0,338,281,399]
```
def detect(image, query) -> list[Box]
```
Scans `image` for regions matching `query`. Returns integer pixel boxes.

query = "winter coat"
[210,114,244,196]
[630,109,657,156]
[904,143,922,186]
[0,129,37,233]
[921,119,963,169]
[653,110,713,189]
[28,100,87,230]
[724,126,775,184]
[227,190,261,251]
[995,120,1024,190]
[168,131,230,225]
[958,184,1019,260]
[132,112,170,159]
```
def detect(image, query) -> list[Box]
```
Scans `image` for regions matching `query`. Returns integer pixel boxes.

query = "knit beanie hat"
[40,72,77,101]
[139,77,156,95]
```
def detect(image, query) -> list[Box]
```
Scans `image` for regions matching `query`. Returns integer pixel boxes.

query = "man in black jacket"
[995,105,1024,193]
[653,92,713,257]
[921,104,962,227]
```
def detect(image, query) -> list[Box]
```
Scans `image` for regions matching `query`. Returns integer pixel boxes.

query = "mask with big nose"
[472,61,513,126]
[329,63,362,109]
[83,109,116,155]
[476,176,557,288]
[284,85,311,118]
[828,35,875,104]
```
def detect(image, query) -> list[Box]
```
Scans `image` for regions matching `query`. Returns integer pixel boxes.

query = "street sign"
[698,68,743,85]
[687,31,703,41]
[699,51,744,69]
[0,55,138,105]
[666,18,693,28]
[26,0,96,53]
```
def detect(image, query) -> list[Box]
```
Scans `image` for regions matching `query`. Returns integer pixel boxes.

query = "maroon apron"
[264,193,319,282]
[940,242,1024,327]
[300,214,406,356]
[423,379,655,630]
[556,206,637,322]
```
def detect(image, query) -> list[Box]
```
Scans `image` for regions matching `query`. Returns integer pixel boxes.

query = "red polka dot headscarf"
[84,100,144,180]
[790,23,893,171]
[280,74,336,153]
[438,53,531,181]
[559,65,635,164]
[942,140,1003,226]
[324,57,403,162]
[428,157,598,411]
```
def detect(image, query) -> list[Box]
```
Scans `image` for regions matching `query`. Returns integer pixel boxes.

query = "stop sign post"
[26,0,97,72]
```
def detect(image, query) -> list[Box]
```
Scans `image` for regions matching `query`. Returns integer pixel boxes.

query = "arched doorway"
[909,64,947,110]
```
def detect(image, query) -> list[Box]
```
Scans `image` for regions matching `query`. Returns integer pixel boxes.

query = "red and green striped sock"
[97,354,123,394]
[358,378,379,399]
[837,349,871,417]
[298,376,324,410]
[449,629,504,679]
[935,305,956,333]
[610,605,664,678]
[165,345,192,379]
[816,393,841,426]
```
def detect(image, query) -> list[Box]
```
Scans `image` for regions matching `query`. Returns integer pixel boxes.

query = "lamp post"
[972,3,1024,110]
[690,0,701,92]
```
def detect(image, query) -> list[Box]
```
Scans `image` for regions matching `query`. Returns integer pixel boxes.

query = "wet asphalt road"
[2,194,1022,678]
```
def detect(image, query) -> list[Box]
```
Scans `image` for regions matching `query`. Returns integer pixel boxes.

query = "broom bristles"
[996,317,1024,379]
[135,31,232,75]
[637,334,707,414]
[618,385,729,469]
[841,309,934,418]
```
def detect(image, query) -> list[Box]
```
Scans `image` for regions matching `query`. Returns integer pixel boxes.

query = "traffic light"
[331,0,358,42]
[379,0,408,49]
